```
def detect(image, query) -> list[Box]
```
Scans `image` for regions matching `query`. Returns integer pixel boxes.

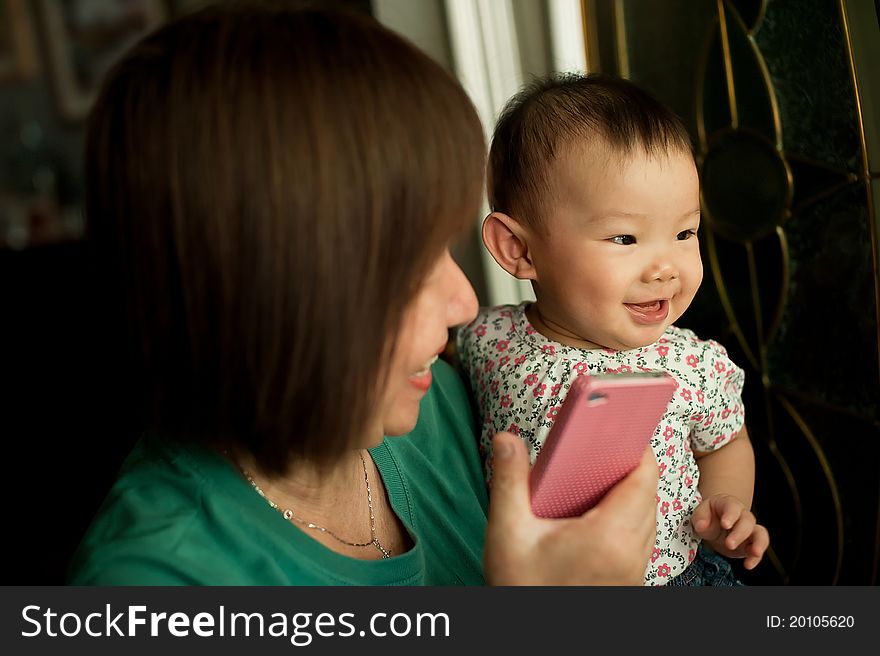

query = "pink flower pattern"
[457,303,745,586]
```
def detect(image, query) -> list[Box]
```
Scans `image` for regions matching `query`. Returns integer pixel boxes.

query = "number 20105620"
[766,615,854,628]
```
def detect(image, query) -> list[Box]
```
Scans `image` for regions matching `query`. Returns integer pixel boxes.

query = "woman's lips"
[409,354,439,391]
[624,299,669,324]
[408,369,433,392]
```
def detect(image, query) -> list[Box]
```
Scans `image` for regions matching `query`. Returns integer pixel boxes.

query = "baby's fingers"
[743,525,770,570]
[723,512,756,551]
[716,497,744,531]
[690,501,721,539]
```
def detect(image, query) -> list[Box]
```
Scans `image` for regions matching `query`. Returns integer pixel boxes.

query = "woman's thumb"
[486,432,532,530]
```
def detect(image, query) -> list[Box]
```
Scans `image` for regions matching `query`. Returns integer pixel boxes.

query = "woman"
[69,1,657,585]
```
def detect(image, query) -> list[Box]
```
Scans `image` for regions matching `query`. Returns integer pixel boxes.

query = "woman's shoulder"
[84,435,211,525]
[67,437,282,585]
[66,438,210,584]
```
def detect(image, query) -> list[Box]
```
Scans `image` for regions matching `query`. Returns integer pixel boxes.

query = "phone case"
[529,372,676,519]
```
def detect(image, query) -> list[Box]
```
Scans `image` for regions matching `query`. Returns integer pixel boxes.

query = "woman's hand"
[484,432,658,585]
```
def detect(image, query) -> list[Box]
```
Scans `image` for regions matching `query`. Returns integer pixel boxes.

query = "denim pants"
[666,545,743,586]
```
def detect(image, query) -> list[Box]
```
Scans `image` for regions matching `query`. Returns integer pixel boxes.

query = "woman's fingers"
[486,432,532,529]
[484,432,533,584]
[587,447,659,559]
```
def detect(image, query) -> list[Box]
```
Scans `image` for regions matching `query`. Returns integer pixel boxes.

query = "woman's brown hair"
[86,1,485,475]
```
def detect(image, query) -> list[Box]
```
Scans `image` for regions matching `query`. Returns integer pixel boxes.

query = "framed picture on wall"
[0,0,38,81]
[38,0,166,123]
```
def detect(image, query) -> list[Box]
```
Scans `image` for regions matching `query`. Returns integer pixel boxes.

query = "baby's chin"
[611,327,671,351]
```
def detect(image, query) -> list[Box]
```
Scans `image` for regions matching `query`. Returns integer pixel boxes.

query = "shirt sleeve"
[689,340,745,453]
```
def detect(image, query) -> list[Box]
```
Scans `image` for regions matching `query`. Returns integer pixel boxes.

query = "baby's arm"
[692,427,769,570]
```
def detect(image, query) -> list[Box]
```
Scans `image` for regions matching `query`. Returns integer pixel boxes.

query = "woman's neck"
[229,446,413,559]
[232,447,363,516]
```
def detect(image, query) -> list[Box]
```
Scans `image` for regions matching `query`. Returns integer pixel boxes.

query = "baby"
[458,73,769,585]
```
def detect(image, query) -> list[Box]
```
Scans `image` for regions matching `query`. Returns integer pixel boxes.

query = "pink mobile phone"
[529,372,676,519]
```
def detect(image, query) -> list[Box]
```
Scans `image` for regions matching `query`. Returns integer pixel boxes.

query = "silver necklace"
[239,451,391,559]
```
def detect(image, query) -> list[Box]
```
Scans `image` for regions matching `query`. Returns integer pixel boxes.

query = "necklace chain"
[239,451,391,559]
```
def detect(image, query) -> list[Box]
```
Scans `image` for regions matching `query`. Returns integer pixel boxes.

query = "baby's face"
[528,145,702,350]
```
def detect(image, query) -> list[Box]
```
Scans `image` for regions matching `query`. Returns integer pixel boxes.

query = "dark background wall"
[1,0,371,585]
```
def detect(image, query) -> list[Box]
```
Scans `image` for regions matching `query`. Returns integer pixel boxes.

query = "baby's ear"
[481,212,538,281]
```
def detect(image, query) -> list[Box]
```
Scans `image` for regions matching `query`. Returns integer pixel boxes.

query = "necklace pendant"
[373,538,391,559]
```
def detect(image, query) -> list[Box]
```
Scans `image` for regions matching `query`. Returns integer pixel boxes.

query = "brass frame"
[839,0,880,585]
[599,0,879,583]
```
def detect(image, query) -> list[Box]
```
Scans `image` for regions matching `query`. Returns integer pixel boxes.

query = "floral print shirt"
[457,302,746,585]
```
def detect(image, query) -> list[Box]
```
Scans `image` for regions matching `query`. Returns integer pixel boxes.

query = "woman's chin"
[382,408,421,437]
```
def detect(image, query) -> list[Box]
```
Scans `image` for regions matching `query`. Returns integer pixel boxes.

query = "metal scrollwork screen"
[583,0,880,584]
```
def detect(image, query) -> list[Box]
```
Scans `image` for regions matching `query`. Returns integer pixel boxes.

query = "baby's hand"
[691,494,769,570]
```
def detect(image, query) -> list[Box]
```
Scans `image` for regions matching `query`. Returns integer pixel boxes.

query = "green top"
[68,360,488,585]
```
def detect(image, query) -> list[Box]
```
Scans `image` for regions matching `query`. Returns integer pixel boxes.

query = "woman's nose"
[445,255,479,327]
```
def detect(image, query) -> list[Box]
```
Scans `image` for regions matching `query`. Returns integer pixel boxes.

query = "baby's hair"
[488,73,692,231]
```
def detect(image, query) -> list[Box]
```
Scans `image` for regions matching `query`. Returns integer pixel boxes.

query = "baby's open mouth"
[627,300,662,312]
[624,299,669,324]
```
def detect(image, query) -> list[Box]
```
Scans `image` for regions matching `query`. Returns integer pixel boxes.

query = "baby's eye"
[609,235,636,245]
[676,229,697,241]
